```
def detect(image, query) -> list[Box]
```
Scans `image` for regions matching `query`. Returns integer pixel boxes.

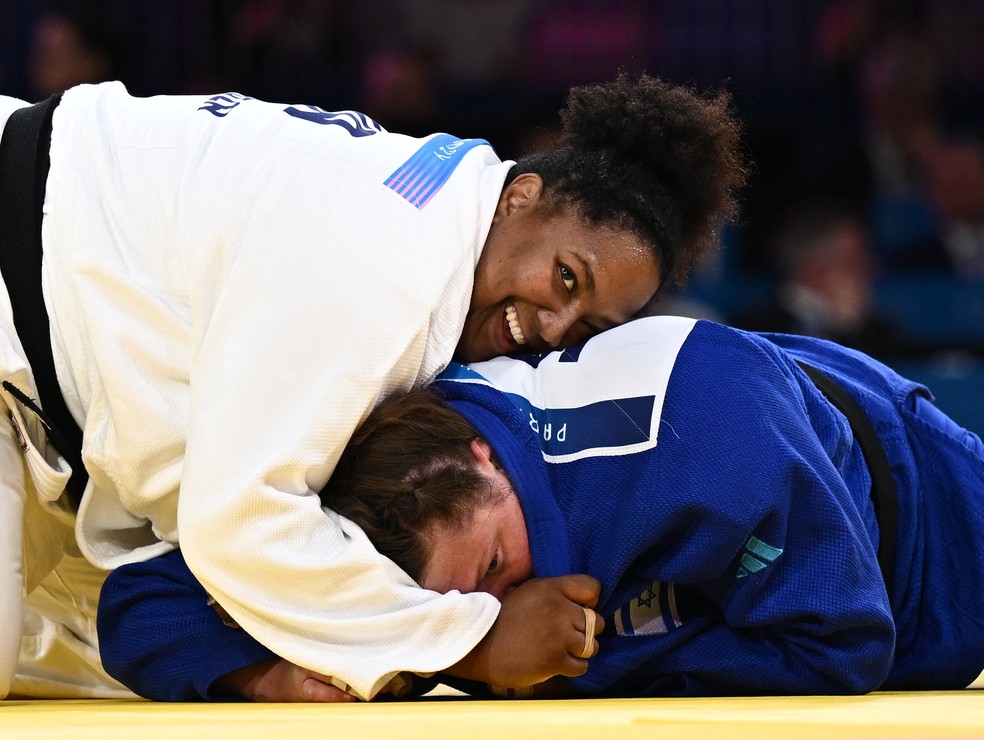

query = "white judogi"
[1,82,507,700]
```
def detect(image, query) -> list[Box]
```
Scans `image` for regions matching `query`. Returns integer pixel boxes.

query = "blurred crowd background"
[2,0,983,431]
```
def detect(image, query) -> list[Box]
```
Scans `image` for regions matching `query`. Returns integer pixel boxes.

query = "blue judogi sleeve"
[98,549,443,701]
[97,549,277,701]
[447,317,898,697]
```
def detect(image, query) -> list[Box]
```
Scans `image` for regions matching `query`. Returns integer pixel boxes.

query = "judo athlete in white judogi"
[0,75,746,700]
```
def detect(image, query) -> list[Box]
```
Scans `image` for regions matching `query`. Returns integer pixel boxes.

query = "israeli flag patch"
[614,581,682,637]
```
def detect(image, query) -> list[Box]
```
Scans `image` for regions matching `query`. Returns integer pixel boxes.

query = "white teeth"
[505,305,527,345]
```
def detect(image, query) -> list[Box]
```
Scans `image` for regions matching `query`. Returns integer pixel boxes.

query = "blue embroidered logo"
[736,536,783,578]
[283,106,383,137]
[198,93,252,117]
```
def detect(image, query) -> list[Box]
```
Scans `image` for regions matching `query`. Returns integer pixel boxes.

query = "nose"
[536,304,579,348]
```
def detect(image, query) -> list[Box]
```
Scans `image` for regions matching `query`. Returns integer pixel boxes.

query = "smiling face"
[455,174,661,363]
[419,439,533,599]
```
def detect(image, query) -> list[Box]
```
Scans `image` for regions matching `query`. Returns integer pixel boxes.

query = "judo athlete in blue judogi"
[97,316,984,698]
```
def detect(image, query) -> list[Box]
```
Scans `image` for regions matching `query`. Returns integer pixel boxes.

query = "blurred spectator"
[522,0,651,89]
[222,0,341,102]
[640,240,731,323]
[387,0,536,150]
[27,2,124,99]
[399,0,531,90]
[857,28,945,267]
[735,202,911,360]
[357,47,439,135]
[921,138,984,278]
[808,0,984,275]
[5,0,983,276]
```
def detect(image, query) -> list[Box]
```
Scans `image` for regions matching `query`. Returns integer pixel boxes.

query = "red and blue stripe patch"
[384,134,490,209]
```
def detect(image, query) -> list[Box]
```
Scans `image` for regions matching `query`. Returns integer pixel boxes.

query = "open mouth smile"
[505,304,527,346]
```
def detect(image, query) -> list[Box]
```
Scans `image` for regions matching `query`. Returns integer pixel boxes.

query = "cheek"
[515,530,534,581]
[466,258,515,325]
[477,221,528,294]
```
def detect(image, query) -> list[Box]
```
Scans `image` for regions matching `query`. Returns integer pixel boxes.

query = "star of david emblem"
[636,585,658,608]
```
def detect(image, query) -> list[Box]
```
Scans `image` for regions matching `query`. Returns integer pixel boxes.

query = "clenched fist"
[444,574,605,688]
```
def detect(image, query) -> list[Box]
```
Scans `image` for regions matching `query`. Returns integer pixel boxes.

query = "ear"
[469,438,497,474]
[493,173,543,221]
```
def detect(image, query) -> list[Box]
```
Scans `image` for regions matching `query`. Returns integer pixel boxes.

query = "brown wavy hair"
[319,387,505,581]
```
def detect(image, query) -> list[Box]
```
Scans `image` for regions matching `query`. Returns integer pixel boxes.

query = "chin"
[452,341,477,364]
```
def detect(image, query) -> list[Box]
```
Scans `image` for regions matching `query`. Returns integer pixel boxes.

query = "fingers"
[550,573,602,608]
[578,607,597,659]
[553,603,605,677]
[301,676,357,702]
[538,576,604,666]
[574,605,603,662]
[554,652,591,678]
[380,673,412,699]
[450,574,605,687]
[586,606,605,637]
[227,658,360,703]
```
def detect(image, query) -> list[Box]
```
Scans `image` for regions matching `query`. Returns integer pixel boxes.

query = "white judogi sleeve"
[39,83,509,699]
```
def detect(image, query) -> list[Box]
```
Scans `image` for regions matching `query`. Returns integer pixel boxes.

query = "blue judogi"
[439,316,984,695]
[97,317,984,699]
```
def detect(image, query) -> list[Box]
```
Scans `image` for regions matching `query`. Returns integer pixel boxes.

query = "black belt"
[797,361,898,596]
[0,94,88,507]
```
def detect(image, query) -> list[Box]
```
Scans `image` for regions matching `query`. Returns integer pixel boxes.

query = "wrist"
[443,634,490,683]
[213,657,280,700]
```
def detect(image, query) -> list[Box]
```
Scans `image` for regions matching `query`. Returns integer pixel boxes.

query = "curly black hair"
[510,73,747,290]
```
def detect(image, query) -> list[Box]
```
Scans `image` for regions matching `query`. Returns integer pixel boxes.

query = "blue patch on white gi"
[384,134,489,209]
[615,581,682,636]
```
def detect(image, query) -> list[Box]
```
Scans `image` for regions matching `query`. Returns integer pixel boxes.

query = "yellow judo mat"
[2,692,983,740]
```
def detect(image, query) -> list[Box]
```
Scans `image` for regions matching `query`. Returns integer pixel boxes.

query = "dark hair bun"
[553,73,748,286]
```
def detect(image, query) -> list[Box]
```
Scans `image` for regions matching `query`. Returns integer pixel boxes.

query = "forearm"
[178,506,499,700]
[97,549,278,701]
